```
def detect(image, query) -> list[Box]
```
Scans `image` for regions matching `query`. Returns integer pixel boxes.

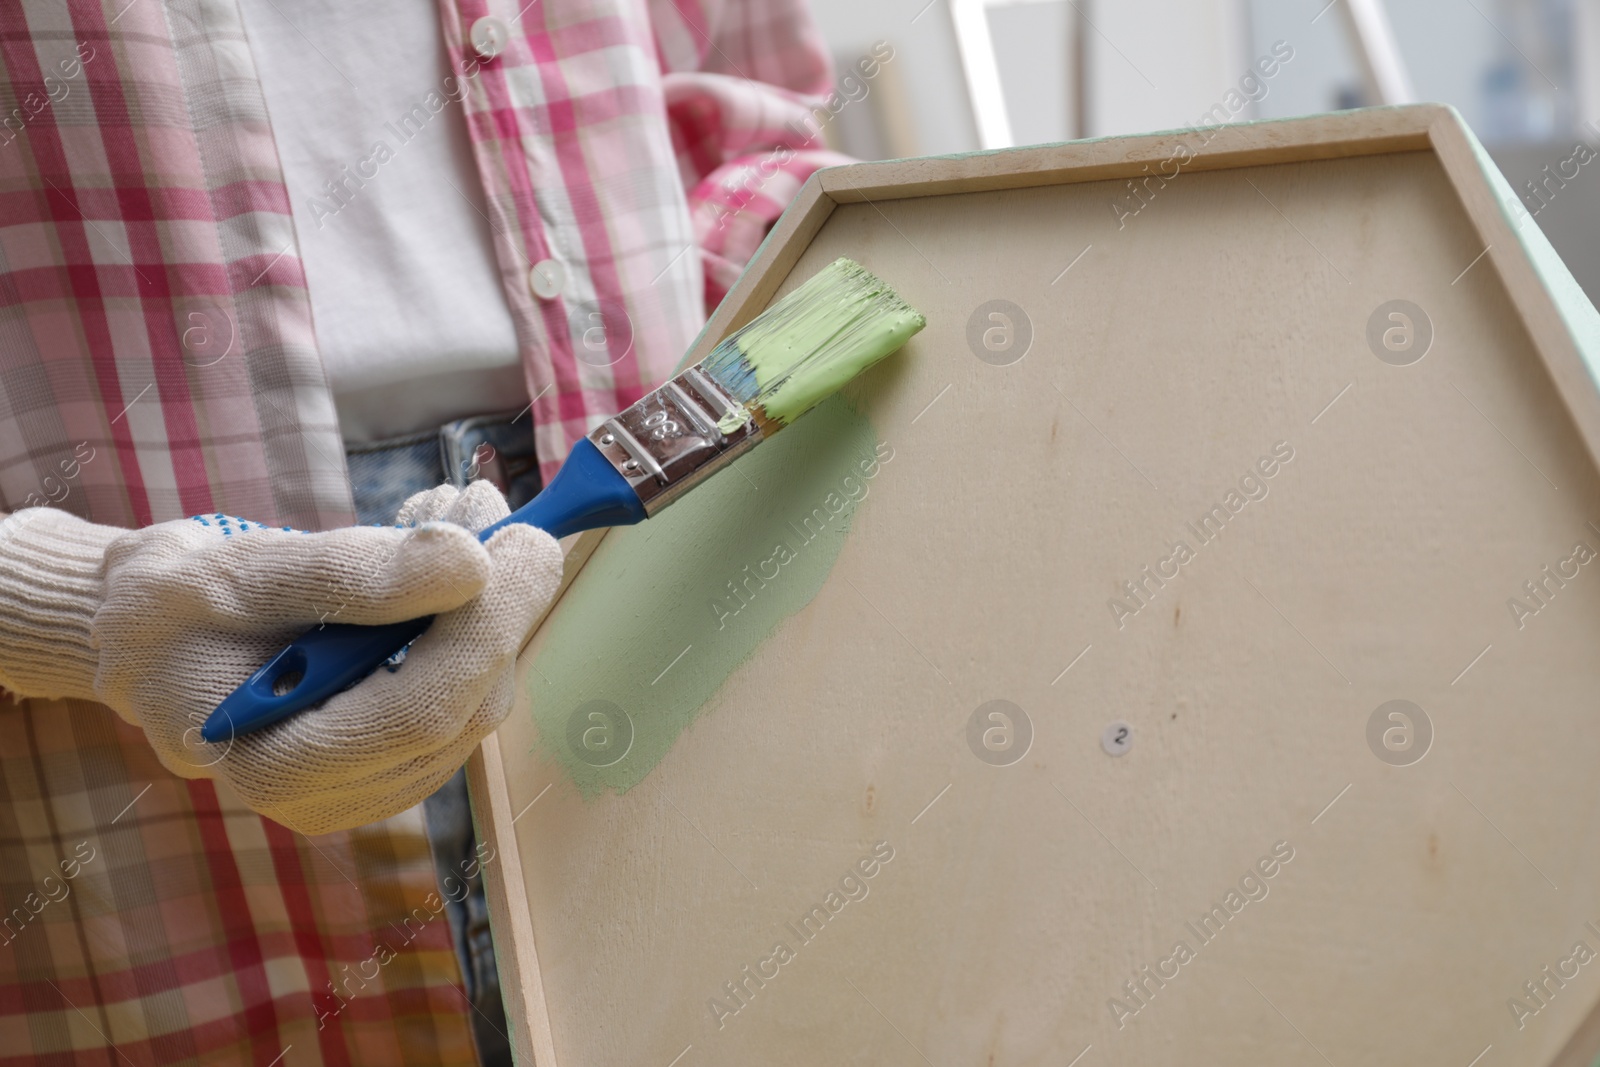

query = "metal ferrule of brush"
[586,365,765,515]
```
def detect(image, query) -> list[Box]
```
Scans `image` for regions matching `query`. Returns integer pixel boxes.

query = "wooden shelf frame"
[465,104,1600,1066]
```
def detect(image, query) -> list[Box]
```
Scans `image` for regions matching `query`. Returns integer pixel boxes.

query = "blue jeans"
[344,408,540,1067]
[345,410,542,525]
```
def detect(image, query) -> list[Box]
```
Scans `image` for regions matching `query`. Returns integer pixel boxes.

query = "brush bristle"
[700,257,925,426]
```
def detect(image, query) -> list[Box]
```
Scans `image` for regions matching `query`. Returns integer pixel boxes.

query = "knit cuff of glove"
[0,508,116,702]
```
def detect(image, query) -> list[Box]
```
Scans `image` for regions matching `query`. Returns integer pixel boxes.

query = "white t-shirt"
[237,0,526,443]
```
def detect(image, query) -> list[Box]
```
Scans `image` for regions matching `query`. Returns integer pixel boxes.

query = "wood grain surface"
[469,106,1600,1066]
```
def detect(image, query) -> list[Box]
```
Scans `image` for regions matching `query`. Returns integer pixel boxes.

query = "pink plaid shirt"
[0,0,846,1061]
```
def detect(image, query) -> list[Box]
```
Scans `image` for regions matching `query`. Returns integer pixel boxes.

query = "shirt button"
[529,259,567,300]
[470,16,510,59]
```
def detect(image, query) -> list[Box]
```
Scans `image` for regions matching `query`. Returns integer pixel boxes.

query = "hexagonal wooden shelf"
[469,105,1600,1066]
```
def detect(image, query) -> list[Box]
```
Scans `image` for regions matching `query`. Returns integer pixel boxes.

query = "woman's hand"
[0,481,562,834]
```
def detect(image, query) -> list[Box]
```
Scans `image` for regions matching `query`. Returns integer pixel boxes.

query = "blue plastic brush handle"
[200,438,646,744]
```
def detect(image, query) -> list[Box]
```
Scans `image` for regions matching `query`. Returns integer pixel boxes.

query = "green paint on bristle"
[703,257,925,425]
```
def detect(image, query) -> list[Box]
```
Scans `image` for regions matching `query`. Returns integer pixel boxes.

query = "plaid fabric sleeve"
[685,136,850,310]
[652,0,852,310]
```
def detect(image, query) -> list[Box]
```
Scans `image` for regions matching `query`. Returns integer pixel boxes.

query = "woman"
[0,0,847,1061]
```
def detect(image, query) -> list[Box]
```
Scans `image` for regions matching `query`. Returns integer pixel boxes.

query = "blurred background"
[803,0,1600,300]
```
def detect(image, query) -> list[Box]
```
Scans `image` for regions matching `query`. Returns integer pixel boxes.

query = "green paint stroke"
[703,258,925,425]
[528,396,891,797]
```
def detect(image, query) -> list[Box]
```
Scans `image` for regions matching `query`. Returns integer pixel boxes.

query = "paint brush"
[203,257,925,742]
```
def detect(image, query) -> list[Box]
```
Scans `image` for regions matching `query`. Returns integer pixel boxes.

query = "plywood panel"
[482,131,1600,1066]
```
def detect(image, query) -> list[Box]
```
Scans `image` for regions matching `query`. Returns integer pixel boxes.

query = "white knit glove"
[0,481,561,834]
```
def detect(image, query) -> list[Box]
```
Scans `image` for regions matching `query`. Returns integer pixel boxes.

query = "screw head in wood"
[1101,720,1133,757]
